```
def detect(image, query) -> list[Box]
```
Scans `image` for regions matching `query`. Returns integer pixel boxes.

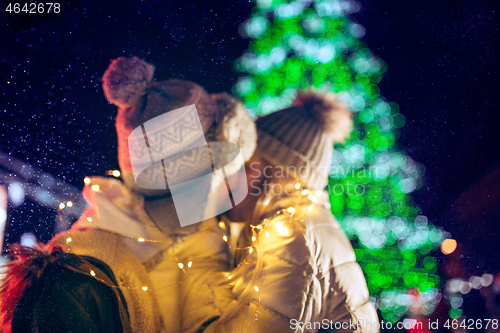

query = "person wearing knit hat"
[1,56,257,333]
[95,57,256,331]
[101,56,256,228]
[190,90,379,332]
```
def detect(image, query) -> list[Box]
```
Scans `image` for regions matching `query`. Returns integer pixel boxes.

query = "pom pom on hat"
[102,56,155,108]
[294,90,353,144]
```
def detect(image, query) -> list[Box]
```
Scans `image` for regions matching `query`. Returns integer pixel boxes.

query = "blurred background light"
[441,239,457,255]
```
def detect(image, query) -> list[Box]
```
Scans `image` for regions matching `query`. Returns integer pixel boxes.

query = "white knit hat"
[255,90,353,190]
[101,57,257,227]
[101,57,256,195]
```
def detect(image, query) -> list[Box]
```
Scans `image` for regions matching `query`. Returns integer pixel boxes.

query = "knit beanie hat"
[255,91,353,190]
[102,56,256,197]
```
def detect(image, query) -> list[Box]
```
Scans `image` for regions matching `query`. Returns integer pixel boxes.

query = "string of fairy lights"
[54,171,320,331]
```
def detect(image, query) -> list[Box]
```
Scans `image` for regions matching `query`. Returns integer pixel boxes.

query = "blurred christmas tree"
[233,0,447,323]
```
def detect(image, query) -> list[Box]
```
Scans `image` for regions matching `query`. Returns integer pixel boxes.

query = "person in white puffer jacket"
[187,91,379,333]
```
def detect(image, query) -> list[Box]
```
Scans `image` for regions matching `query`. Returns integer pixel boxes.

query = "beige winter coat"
[54,176,232,332]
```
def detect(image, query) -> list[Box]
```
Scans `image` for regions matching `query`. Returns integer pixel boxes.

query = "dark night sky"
[357,0,500,220]
[1,0,499,269]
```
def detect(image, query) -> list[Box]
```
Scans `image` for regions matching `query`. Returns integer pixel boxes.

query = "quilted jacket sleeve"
[303,206,379,333]
[199,203,378,333]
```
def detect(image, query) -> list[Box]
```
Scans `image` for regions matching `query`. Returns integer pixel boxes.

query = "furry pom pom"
[102,56,155,108]
[294,90,353,143]
[213,93,257,164]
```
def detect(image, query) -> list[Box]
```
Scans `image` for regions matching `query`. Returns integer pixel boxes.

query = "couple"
[1,57,378,333]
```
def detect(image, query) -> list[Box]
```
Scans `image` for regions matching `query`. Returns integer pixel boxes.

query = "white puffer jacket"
[195,189,379,333]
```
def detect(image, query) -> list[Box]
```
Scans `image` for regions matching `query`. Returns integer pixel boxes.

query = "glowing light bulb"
[256,225,263,230]
[142,286,148,291]
[87,217,92,222]
[66,237,72,243]
[287,207,295,213]
[219,221,225,229]
[249,247,253,254]
[308,195,317,203]
[178,263,184,269]
[254,286,259,292]
[265,231,269,237]
[295,183,301,189]
[112,170,121,177]
[228,275,232,279]
[59,202,65,209]
[275,222,289,236]
[66,201,73,207]
[302,189,309,195]
[188,261,192,268]
[223,235,228,242]
[84,177,90,184]
[91,185,100,192]
[90,270,96,276]
[138,238,145,242]
[308,205,314,211]
[252,236,256,241]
